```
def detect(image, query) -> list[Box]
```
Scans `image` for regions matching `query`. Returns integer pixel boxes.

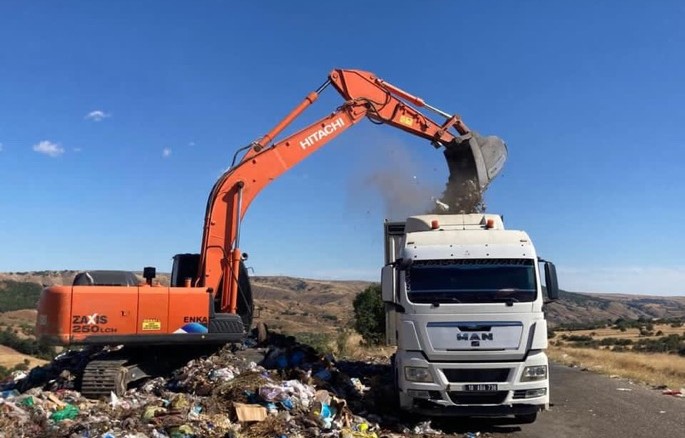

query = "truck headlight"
[404,367,434,383]
[521,365,547,382]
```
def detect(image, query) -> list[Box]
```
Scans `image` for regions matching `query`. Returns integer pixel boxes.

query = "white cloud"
[162,147,172,158]
[558,266,685,296]
[33,140,64,157]
[85,110,110,122]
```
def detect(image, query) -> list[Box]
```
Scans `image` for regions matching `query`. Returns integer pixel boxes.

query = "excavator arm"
[198,68,506,313]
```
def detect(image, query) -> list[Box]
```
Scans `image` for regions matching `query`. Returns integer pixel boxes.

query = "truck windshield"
[406,259,537,304]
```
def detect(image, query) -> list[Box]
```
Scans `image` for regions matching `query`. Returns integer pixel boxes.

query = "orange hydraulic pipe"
[228,248,242,313]
[254,91,320,151]
[375,78,426,107]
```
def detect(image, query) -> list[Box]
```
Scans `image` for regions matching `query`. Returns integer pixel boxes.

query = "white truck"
[382,213,559,423]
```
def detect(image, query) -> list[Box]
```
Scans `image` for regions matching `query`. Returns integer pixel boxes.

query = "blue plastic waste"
[276,354,288,369]
[1,389,20,399]
[280,398,294,410]
[289,350,305,367]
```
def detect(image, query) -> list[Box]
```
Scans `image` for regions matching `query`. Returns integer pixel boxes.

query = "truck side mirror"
[544,262,559,300]
[381,265,396,303]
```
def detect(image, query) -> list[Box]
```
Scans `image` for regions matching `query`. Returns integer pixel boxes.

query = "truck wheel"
[515,412,537,424]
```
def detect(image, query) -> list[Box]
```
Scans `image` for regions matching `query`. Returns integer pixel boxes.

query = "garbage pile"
[0,333,468,438]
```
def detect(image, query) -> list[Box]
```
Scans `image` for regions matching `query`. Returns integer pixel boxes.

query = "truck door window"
[406,259,536,304]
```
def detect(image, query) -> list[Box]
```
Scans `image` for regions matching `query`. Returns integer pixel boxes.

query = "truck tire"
[515,412,537,424]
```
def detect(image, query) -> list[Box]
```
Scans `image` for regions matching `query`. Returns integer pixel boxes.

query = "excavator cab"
[171,253,254,330]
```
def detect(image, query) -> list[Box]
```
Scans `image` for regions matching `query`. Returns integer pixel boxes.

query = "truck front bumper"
[396,350,550,416]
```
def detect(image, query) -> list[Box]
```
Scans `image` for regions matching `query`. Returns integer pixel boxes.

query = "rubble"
[0,333,451,438]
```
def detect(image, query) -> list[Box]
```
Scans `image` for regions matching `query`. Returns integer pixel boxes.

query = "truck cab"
[382,214,559,422]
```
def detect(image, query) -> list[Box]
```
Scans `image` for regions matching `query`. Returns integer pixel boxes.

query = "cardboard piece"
[47,393,66,408]
[234,403,267,422]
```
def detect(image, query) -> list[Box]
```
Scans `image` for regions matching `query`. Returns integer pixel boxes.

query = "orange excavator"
[35,69,507,396]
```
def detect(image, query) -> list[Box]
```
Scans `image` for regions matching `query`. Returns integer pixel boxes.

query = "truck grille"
[448,391,509,405]
[442,368,511,383]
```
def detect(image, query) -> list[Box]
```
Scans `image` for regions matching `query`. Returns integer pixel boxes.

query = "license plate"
[463,384,498,391]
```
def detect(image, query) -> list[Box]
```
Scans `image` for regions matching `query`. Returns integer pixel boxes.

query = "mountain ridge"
[2,271,685,328]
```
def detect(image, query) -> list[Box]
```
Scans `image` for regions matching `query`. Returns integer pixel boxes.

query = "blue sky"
[0,1,683,295]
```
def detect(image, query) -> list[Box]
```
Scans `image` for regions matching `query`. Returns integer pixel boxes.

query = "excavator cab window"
[215,261,253,329]
[171,252,253,330]
[171,253,201,287]
[73,270,140,286]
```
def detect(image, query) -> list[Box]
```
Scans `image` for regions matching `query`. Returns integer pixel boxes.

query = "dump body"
[382,214,556,420]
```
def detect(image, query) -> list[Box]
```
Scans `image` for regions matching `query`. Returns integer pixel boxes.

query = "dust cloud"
[349,139,486,219]
[347,141,441,220]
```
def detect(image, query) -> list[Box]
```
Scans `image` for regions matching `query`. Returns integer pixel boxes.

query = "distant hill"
[545,289,685,326]
[2,271,685,328]
[0,270,79,287]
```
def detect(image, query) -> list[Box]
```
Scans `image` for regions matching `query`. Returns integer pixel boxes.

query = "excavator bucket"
[438,132,508,213]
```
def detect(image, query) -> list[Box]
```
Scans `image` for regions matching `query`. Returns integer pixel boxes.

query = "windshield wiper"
[430,297,462,307]
[409,292,462,304]
[492,297,519,306]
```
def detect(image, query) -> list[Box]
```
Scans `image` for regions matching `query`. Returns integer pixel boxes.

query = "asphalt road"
[428,363,685,437]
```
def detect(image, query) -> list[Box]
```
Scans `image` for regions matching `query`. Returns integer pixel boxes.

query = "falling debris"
[432,197,450,212]
[433,132,507,214]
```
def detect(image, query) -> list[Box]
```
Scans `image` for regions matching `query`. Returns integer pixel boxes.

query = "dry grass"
[556,323,684,340]
[549,344,685,389]
[0,345,48,368]
[333,332,395,361]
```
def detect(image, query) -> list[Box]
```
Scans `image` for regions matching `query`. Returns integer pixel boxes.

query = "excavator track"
[81,359,128,398]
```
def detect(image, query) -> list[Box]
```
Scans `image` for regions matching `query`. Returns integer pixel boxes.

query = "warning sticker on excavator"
[142,319,161,331]
[399,115,414,127]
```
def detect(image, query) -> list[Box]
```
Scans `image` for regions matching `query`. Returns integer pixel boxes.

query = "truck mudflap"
[439,132,507,212]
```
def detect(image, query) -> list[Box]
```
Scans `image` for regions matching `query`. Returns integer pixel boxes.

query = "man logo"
[456,333,493,341]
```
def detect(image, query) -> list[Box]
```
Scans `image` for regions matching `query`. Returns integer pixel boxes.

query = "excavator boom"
[198,68,507,313]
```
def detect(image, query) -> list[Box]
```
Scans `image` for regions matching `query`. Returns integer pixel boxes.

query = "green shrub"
[0,280,43,312]
[293,332,333,354]
[0,327,56,360]
[353,284,385,345]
